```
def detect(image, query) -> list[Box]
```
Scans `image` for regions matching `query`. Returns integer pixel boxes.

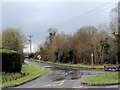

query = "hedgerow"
[1,49,22,73]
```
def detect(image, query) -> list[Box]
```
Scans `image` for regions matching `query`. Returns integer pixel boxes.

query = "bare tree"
[2,27,26,53]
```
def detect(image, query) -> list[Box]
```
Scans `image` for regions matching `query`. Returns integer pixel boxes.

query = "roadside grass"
[29,59,103,69]
[1,64,48,88]
[0,73,2,88]
[82,72,119,85]
[1,72,28,83]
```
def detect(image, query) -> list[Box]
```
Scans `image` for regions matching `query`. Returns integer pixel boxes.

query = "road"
[13,60,119,89]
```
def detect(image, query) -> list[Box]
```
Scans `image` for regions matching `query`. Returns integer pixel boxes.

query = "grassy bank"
[82,72,119,85]
[1,64,48,88]
[29,59,103,69]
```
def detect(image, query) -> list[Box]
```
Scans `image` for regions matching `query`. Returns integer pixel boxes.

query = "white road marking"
[43,85,52,87]
[72,86,83,88]
[58,80,65,86]
[105,85,119,88]
[43,80,65,87]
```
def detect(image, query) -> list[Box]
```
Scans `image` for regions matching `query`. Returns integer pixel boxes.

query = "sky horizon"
[1,0,120,53]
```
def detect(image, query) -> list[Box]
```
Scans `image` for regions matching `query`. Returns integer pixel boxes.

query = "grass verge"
[29,59,103,69]
[82,72,119,85]
[1,64,48,88]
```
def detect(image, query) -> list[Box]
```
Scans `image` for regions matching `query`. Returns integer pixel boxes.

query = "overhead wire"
[54,2,117,29]
[33,2,118,46]
[34,2,116,35]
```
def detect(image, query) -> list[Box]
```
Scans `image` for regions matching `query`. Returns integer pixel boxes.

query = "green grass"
[1,72,28,83]
[1,64,48,88]
[82,72,119,85]
[29,59,103,69]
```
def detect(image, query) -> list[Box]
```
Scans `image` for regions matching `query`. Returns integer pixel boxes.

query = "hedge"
[1,49,22,73]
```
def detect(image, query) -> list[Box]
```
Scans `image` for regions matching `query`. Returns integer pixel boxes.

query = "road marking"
[72,86,83,88]
[58,80,65,86]
[43,80,65,87]
[43,85,52,87]
[105,85,119,88]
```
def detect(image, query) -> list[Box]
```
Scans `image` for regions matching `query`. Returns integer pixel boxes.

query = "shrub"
[28,53,34,59]
[1,49,22,73]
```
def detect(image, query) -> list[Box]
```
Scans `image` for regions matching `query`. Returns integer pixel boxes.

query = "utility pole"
[118,2,120,79]
[91,53,94,66]
[28,35,33,53]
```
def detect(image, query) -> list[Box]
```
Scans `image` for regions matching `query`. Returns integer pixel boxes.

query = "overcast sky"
[1,0,119,52]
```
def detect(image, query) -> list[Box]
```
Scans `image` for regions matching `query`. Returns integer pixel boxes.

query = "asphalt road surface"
[13,60,119,89]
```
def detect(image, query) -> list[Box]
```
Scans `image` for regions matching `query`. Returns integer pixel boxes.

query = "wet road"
[14,60,119,88]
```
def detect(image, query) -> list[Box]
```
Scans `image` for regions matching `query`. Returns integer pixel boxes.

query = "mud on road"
[14,60,118,88]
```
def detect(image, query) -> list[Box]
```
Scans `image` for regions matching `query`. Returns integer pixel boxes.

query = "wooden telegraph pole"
[28,35,33,53]
[118,2,120,79]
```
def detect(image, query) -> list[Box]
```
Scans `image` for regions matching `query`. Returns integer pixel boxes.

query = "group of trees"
[36,4,120,65]
[37,26,117,65]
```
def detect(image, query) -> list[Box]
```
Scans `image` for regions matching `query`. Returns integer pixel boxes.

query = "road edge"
[81,82,120,86]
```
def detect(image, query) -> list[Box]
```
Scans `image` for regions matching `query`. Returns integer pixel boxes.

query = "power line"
[33,2,117,41]
[54,2,117,29]
[34,3,115,35]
